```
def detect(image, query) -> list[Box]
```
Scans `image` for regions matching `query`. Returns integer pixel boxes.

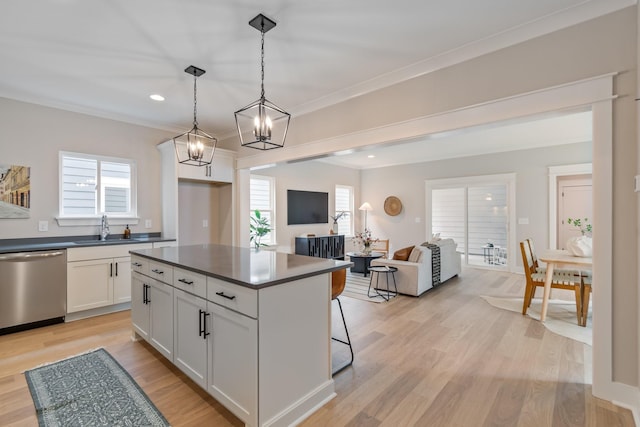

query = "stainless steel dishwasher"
[0,249,67,334]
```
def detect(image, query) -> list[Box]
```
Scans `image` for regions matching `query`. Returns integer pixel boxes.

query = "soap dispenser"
[124,225,131,239]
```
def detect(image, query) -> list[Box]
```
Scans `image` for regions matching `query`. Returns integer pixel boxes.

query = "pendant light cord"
[260,20,265,101]
[193,74,198,127]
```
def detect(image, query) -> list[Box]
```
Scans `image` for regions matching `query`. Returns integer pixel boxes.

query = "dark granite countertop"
[131,244,352,289]
[0,233,174,254]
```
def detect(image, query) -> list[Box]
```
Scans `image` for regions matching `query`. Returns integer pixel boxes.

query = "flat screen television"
[287,190,328,225]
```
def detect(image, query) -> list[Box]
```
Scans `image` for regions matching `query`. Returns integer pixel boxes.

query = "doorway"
[557,174,592,249]
[426,173,516,271]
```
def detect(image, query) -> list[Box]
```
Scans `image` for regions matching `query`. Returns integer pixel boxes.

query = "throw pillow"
[392,245,414,261]
[408,246,423,263]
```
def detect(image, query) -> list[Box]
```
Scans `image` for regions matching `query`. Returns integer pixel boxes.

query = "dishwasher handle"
[0,251,65,261]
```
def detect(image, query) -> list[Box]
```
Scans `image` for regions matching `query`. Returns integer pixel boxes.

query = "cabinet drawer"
[130,256,149,276]
[149,261,173,284]
[207,277,257,318]
[173,267,206,298]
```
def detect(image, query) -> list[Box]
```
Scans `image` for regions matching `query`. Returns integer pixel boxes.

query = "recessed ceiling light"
[150,94,165,101]
[368,154,375,158]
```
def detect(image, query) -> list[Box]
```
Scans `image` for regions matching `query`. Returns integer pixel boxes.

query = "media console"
[295,234,345,260]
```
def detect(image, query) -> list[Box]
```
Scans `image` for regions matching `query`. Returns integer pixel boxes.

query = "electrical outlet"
[518,217,529,225]
[415,217,421,223]
[145,219,152,229]
[203,219,208,228]
[38,220,49,232]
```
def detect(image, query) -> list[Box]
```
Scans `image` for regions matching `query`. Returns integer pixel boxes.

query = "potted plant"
[250,209,272,249]
[566,217,592,257]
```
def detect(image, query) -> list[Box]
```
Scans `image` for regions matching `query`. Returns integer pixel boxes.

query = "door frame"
[425,173,517,272]
[548,163,592,249]
[236,73,622,406]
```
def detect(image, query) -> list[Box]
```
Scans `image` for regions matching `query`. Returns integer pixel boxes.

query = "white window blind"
[250,175,275,245]
[335,185,354,236]
[60,152,135,218]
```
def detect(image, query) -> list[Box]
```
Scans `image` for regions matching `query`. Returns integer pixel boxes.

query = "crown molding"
[291,0,635,117]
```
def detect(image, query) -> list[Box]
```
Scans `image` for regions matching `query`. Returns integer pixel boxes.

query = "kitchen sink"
[70,238,144,246]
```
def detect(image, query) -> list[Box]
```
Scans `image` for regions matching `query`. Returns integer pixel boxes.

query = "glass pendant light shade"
[235,14,290,150]
[174,65,217,166]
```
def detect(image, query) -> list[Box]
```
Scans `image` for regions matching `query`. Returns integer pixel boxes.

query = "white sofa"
[370,239,461,296]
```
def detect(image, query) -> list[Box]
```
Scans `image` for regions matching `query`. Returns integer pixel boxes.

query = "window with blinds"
[335,185,354,236]
[250,175,275,245]
[60,152,135,217]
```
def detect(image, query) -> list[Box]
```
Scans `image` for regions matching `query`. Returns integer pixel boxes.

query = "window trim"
[56,151,139,227]
[250,174,276,246]
[335,184,354,237]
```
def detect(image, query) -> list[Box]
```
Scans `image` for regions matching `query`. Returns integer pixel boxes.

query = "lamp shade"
[359,202,372,211]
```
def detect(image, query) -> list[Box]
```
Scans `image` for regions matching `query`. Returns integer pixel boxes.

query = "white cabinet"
[177,150,234,183]
[67,258,113,312]
[174,288,208,389]
[132,265,174,361]
[208,301,258,425]
[130,253,333,427]
[131,272,150,340]
[67,243,151,314]
[149,278,174,360]
[113,256,132,303]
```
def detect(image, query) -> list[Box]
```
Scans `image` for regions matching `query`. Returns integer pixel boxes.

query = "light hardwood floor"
[0,267,634,426]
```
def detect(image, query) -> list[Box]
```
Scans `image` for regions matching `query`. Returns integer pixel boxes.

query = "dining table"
[538,249,593,322]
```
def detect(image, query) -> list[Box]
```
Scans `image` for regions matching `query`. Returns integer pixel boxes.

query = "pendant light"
[173,65,216,166]
[234,14,290,150]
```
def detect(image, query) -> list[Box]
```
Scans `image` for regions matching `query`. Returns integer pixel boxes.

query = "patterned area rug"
[342,270,392,303]
[25,348,169,426]
[481,296,592,346]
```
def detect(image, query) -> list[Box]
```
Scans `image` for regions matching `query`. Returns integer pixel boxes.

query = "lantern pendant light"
[173,65,216,166]
[234,13,290,150]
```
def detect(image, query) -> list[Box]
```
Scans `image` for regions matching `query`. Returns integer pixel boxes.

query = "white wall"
[360,142,592,263]
[252,161,360,253]
[0,97,173,239]
[177,180,233,246]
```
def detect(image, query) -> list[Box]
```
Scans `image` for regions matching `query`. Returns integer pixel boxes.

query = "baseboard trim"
[263,379,335,427]
[607,381,639,426]
[65,302,130,322]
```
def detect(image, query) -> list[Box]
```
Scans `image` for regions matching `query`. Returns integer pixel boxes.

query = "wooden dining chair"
[519,240,582,323]
[331,268,353,375]
[370,239,389,258]
[580,275,592,327]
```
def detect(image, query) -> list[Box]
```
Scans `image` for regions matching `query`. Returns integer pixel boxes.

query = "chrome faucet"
[100,214,110,241]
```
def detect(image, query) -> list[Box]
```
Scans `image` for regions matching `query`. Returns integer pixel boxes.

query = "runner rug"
[24,348,169,427]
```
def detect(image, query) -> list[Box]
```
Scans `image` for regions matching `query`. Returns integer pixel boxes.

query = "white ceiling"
[0,0,629,144]
[316,109,593,169]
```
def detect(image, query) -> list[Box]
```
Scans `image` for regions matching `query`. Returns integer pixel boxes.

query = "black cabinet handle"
[215,291,236,300]
[203,312,210,337]
[115,262,118,276]
[178,278,194,285]
[110,263,113,277]
[132,262,143,267]
[199,309,210,338]
[143,284,150,304]
[151,269,164,275]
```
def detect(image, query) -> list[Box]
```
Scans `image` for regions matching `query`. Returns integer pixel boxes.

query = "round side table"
[367,266,398,301]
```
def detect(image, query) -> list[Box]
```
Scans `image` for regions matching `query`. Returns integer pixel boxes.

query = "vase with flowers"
[566,217,592,257]
[329,211,346,234]
[353,228,378,255]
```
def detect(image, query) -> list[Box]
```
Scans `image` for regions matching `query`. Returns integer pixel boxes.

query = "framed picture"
[0,164,30,218]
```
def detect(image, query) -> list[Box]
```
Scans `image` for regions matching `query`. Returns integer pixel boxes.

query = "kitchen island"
[129,244,351,427]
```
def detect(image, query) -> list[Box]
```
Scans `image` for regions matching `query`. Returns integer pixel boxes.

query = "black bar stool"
[331,268,353,375]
